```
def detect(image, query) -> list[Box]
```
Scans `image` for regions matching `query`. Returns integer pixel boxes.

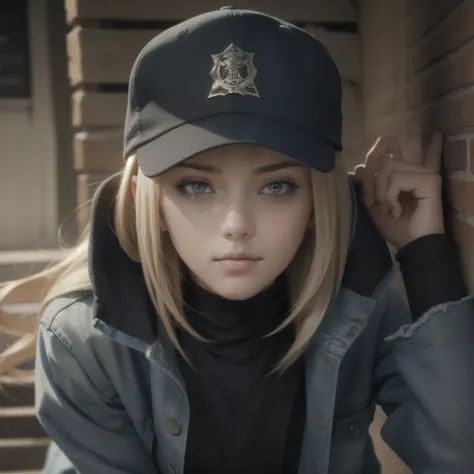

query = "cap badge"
[208,43,259,98]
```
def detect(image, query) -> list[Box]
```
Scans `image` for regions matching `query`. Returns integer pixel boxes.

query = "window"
[0,0,30,98]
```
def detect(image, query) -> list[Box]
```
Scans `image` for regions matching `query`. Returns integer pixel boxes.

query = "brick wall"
[360,0,474,293]
[360,1,474,472]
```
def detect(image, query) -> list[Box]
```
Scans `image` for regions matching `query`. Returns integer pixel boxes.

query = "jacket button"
[167,419,181,436]
[349,424,360,437]
[347,325,359,337]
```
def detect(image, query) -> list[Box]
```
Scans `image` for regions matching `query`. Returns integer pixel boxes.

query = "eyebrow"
[174,160,303,174]
[254,161,303,174]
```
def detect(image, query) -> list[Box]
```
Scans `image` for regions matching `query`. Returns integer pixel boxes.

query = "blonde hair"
[0,153,352,377]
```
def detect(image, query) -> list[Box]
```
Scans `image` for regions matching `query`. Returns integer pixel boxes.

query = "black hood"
[88,173,392,345]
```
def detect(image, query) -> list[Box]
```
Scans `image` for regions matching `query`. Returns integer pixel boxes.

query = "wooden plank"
[0,471,43,474]
[74,131,123,172]
[0,437,49,471]
[67,26,361,87]
[72,91,127,127]
[0,406,46,439]
[65,0,357,24]
[67,27,160,85]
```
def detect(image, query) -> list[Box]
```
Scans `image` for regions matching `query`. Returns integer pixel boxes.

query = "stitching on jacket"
[384,294,474,341]
[40,298,117,401]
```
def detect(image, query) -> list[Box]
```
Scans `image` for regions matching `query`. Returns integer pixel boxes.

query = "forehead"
[187,144,296,165]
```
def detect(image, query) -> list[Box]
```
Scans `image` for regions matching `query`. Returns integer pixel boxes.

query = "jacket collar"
[88,173,393,347]
[89,173,157,345]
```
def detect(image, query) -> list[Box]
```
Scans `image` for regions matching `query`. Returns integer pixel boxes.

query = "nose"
[220,206,255,241]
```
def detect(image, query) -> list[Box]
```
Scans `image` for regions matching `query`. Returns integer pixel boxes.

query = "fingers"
[363,139,386,206]
[356,154,436,216]
[364,136,403,205]
[373,159,429,214]
[385,170,442,218]
[354,165,365,182]
[374,154,396,213]
[358,134,442,207]
[385,171,413,218]
[359,153,427,208]
[365,136,402,159]
[424,133,443,172]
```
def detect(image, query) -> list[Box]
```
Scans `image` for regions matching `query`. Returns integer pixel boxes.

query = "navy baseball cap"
[124,7,343,176]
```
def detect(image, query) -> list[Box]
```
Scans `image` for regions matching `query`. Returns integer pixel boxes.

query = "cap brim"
[136,113,337,177]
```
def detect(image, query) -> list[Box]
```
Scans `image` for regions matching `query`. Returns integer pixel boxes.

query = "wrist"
[396,233,467,320]
[403,227,445,250]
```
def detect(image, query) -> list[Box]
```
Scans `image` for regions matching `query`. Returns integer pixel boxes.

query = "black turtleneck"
[178,274,305,473]
[175,235,467,474]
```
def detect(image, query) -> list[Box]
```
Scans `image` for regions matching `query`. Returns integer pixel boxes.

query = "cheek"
[160,199,195,250]
[258,198,313,256]
[160,196,219,273]
[263,216,309,254]
[161,194,215,234]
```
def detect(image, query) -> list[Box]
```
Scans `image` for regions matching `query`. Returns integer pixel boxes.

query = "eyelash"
[175,178,300,199]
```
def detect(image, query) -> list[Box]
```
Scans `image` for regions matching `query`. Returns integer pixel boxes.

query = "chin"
[210,280,267,301]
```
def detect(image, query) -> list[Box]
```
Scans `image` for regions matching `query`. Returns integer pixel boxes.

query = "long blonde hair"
[0,153,352,377]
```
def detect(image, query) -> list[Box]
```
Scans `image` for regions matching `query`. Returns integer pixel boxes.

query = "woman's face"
[157,145,313,300]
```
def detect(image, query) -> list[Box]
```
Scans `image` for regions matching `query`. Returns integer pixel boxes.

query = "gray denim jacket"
[35,175,474,473]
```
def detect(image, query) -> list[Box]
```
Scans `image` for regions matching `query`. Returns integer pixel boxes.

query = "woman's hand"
[354,134,445,250]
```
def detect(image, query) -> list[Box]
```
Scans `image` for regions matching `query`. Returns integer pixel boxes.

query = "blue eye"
[262,180,298,196]
[175,178,299,199]
[176,180,212,196]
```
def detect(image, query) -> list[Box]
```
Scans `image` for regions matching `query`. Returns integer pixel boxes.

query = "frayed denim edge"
[385,294,474,342]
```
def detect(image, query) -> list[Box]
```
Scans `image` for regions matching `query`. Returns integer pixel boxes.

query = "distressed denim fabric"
[36,280,474,473]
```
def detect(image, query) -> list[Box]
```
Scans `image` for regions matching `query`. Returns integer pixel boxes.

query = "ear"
[131,175,137,198]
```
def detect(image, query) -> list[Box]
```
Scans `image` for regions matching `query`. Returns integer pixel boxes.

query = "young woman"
[1,8,473,474]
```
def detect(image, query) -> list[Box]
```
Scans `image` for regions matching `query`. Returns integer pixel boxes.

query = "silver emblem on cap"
[208,43,259,98]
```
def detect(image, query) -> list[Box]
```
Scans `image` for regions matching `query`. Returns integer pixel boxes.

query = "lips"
[214,253,262,261]
[213,254,262,273]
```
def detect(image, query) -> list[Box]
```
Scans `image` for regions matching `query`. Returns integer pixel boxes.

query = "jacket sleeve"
[373,288,474,472]
[42,442,77,474]
[35,302,159,474]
